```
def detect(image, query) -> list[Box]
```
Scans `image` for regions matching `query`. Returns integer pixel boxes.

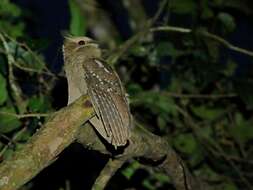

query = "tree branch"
[150,26,253,57]
[91,157,128,190]
[0,111,50,119]
[0,95,94,190]
[0,95,205,190]
[77,121,204,190]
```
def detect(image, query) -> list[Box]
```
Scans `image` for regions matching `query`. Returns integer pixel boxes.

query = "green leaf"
[229,113,253,145]
[222,59,237,77]
[135,92,177,116]
[157,115,168,131]
[14,130,31,142]
[69,0,86,36]
[194,164,221,182]
[0,107,22,133]
[198,126,213,140]
[191,105,224,120]
[121,161,140,180]
[201,7,214,20]
[0,0,24,37]
[218,12,236,32]
[153,173,171,183]
[142,179,155,190]
[220,182,238,190]
[6,41,46,72]
[130,45,148,57]
[3,148,14,160]
[156,42,183,58]
[0,73,8,105]
[127,83,143,96]
[173,134,204,167]
[173,133,198,154]
[28,96,51,112]
[234,78,253,109]
[170,0,197,15]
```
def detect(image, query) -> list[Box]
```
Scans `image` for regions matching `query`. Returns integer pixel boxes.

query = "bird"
[63,36,132,147]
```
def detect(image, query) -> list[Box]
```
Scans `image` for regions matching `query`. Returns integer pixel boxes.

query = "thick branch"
[78,123,204,190]
[0,96,94,190]
[0,94,204,190]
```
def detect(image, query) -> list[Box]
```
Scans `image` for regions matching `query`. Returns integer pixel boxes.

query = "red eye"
[78,40,85,45]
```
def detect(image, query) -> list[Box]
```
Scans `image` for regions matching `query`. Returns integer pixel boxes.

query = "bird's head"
[63,36,101,61]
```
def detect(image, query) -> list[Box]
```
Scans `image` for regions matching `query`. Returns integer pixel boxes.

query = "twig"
[207,142,252,190]
[13,62,56,77]
[91,157,128,190]
[0,33,24,111]
[107,0,168,65]
[0,127,27,158]
[0,111,50,119]
[0,45,56,77]
[175,105,252,190]
[150,26,253,57]
[3,33,57,78]
[163,92,237,99]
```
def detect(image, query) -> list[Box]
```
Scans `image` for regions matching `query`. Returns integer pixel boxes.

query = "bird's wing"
[82,58,131,146]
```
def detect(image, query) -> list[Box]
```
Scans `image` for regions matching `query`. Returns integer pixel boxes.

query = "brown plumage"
[63,36,131,147]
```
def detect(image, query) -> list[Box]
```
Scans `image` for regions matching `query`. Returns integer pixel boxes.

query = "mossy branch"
[0,95,204,190]
[0,95,94,190]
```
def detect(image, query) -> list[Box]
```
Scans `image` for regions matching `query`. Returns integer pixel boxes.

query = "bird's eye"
[78,40,86,45]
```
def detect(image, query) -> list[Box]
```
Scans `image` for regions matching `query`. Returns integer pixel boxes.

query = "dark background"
[0,0,253,189]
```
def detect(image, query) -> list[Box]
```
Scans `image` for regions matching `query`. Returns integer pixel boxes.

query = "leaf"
[218,12,236,32]
[173,133,204,167]
[194,164,221,182]
[69,0,86,36]
[153,173,171,183]
[28,96,51,112]
[201,7,214,20]
[0,0,24,37]
[173,133,197,154]
[142,179,155,190]
[234,78,253,109]
[19,51,45,71]
[222,59,237,77]
[6,41,46,72]
[156,42,183,58]
[198,126,213,140]
[220,182,238,190]
[127,83,143,96]
[191,105,224,120]
[130,45,148,57]
[200,0,214,19]
[157,115,168,131]
[173,134,204,167]
[170,0,197,15]
[0,73,8,105]
[3,149,14,160]
[121,161,140,180]
[0,107,22,133]
[229,113,253,145]
[136,92,177,116]
[14,130,31,142]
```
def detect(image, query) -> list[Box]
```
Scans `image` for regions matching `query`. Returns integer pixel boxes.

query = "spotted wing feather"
[83,58,131,146]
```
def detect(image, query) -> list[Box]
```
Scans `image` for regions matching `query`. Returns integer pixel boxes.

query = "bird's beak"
[88,40,99,44]
[61,31,73,40]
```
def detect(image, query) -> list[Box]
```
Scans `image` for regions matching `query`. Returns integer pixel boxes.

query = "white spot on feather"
[94,59,111,73]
